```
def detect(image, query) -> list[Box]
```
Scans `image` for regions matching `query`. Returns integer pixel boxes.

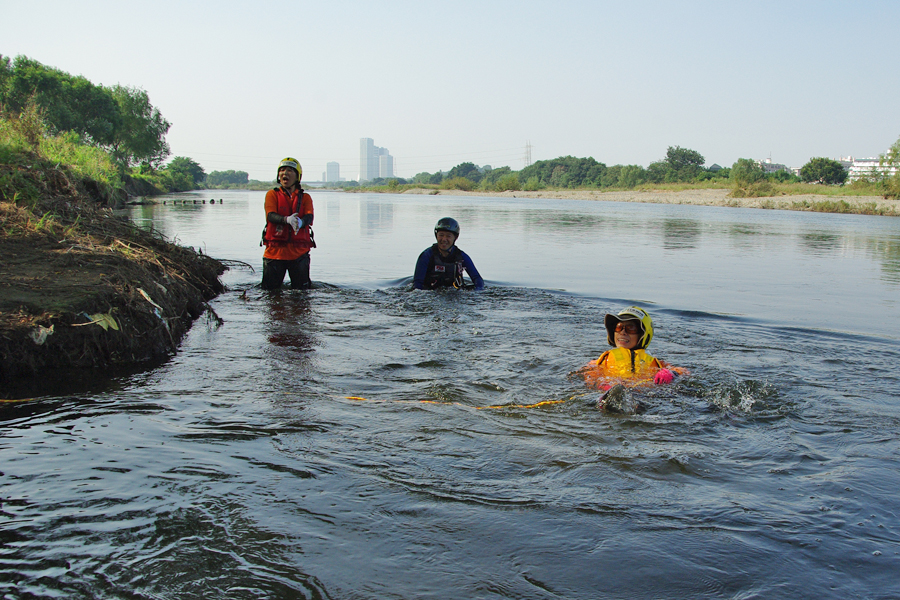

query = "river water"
[2,189,899,599]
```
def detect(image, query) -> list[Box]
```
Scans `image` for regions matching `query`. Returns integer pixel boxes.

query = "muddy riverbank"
[0,162,226,398]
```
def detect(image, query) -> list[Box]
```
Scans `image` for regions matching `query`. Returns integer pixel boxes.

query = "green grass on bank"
[1,110,123,206]
[1,107,211,203]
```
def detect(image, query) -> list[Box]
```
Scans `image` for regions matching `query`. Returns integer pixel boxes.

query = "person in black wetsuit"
[413,217,484,290]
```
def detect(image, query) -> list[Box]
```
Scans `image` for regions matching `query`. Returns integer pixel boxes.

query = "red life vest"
[262,187,315,249]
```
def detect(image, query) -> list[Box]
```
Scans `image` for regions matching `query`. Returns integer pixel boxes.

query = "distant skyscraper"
[359,137,393,181]
[379,154,393,178]
[326,162,340,182]
[359,138,375,181]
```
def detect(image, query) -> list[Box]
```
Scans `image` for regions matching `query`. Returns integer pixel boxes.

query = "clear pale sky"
[3,0,898,181]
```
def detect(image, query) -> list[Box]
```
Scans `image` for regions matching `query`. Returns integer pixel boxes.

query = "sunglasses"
[615,322,640,334]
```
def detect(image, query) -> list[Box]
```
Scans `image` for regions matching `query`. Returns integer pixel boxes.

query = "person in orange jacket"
[261,157,315,289]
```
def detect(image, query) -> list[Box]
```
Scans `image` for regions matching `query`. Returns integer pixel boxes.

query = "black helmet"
[434,217,460,238]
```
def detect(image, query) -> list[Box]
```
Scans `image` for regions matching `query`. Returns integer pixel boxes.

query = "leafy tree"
[1,55,120,146]
[480,166,513,189]
[0,55,10,92]
[770,169,799,183]
[165,156,205,186]
[549,165,569,187]
[881,136,900,167]
[158,169,194,192]
[0,56,172,172]
[495,173,520,191]
[207,170,249,187]
[880,136,900,198]
[730,158,765,187]
[665,145,705,181]
[481,165,510,183]
[522,176,542,191]
[800,157,847,185]
[645,161,669,184]
[447,162,482,183]
[730,158,773,197]
[617,165,647,188]
[109,85,170,170]
[698,166,730,181]
[412,172,433,185]
[519,156,606,188]
[600,165,622,188]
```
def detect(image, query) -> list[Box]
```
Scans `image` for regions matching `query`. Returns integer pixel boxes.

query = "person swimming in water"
[413,217,484,291]
[581,306,685,413]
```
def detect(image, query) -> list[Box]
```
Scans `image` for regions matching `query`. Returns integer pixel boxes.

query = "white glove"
[286,213,300,234]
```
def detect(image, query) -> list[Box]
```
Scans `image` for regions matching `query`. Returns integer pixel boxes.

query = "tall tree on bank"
[109,85,170,171]
[728,158,774,197]
[730,158,766,187]
[447,162,483,183]
[166,157,205,185]
[0,55,120,146]
[207,170,250,187]
[648,146,706,183]
[0,55,171,171]
[800,157,847,185]
[519,156,607,188]
[665,145,705,181]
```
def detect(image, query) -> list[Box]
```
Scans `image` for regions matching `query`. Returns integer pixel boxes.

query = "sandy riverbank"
[400,187,900,215]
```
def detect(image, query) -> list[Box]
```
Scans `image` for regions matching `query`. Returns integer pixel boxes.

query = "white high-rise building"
[326,162,340,182]
[359,137,393,181]
[379,154,393,178]
[359,138,375,181]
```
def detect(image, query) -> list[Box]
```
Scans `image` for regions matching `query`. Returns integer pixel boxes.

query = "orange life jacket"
[581,347,679,390]
[262,187,315,249]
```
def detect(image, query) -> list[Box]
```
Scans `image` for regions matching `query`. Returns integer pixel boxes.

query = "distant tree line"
[207,170,249,187]
[371,146,739,193]
[345,144,896,197]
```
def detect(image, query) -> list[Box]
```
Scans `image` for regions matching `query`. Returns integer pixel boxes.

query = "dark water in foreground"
[2,191,899,599]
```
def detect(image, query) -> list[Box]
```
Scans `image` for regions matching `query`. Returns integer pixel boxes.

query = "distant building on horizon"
[359,138,393,181]
[326,161,340,183]
[379,154,393,179]
[756,158,791,174]
[846,155,899,181]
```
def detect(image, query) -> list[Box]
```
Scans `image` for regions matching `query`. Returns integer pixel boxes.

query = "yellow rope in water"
[345,396,579,410]
[478,399,567,410]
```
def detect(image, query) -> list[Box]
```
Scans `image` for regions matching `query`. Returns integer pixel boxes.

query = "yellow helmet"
[277,157,302,179]
[604,306,654,349]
